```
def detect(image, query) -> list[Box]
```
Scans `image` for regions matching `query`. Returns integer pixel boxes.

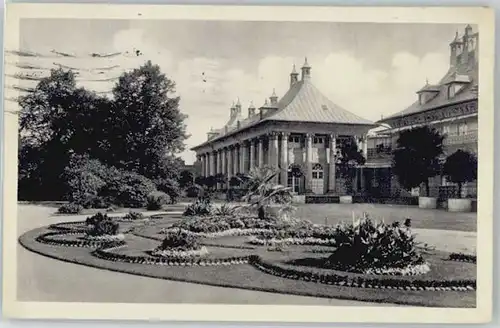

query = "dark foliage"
[443,150,477,198]
[123,211,145,221]
[185,184,204,198]
[155,178,180,203]
[178,170,194,188]
[159,229,200,251]
[336,137,366,194]
[392,126,444,196]
[146,191,170,210]
[85,212,120,236]
[183,198,213,216]
[57,203,83,214]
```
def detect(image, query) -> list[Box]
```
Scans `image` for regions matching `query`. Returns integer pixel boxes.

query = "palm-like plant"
[240,166,293,220]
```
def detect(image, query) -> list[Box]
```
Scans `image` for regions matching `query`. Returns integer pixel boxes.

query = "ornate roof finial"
[249,100,255,108]
[272,88,277,97]
[236,97,241,106]
[302,57,310,68]
[425,77,429,85]
[291,64,298,74]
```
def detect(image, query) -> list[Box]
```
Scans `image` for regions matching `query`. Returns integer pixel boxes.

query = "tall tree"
[443,149,477,198]
[336,137,366,194]
[392,126,444,197]
[107,61,188,181]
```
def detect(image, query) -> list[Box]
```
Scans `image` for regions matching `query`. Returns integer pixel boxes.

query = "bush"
[57,203,83,214]
[185,184,203,198]
[123,211,145,221]
[63,156,108,208]
[156,178,180,204]
[326,215,425,272]
[86,212,120,236]
[146,191,170,210]
[183,198,213,216]
[102,171,157,208]
[159,229,200,251]
[214,203,237,216]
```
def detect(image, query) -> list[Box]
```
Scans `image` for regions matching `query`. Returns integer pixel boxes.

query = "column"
[362,134,368,160]
[305,133,313,192]
[233,145,239,174]
[208,152,214,176]
[200,155,205,177]
[328,134,337,193]
[249,139,255,170]
[221,148,227,178]
[204,154,209,177]
[241,142,248,173]
[257,137,264,167]
[227,147,233,185]
[216,150,221,189]
[280,132,289,185]
[269,132,279,183]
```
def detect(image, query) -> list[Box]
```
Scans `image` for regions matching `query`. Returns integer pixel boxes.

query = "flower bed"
[161,227,273,238]
[247,236,336,247]
[249,256,475,292]
[49,221,88,232]
[84,233,125,242]
[92,245,250,267]
[36,231,126,248]
[151,246,209,258]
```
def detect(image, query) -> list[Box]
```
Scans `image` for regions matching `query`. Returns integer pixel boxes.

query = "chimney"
[269,89,278,106]
[248,101,256,117]
[290,64,299,87]
[301,57,311,80]
[449,31,460,67]
[462,25,471,64]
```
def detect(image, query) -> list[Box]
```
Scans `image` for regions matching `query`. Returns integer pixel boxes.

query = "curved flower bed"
[364,263,431,276]
[150,246,209,258]
[84,233,125,242]
[249,256,475,292]
[161,227,273,238]
[92,245,250,267]
[247,236,336,247]
[36,231,126,248]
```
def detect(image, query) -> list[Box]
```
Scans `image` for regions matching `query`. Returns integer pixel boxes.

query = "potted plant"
[241,166,293,219]
[443,149,477,212]
[393,126,444,209]
[336,137,366,204]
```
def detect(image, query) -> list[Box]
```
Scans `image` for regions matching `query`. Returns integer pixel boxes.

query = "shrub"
[57,203,83,214]
[214,203,237,216]
[185,184,203,198]
[156,178,180,204]
[159,229,200,251]
[101,171,157,208]
[326,215,425,272]
[86,212,120,236]
[146,191,170,210]
[123,211,145,221]
[183,198,213,216]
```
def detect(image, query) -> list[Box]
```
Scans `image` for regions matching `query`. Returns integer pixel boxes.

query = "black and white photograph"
[2,4,494,324]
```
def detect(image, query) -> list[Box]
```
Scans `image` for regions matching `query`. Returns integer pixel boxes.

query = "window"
[288,135,301,143]
[442,125,451,135]
[448,85,455,99]
[287,166,301,193]
[458,122,468,135]
[313,137,324,144]
[312,163,324,179]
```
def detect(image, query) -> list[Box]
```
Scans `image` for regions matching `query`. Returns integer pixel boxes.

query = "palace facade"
[191,59,377,195]
[365,25,478,200]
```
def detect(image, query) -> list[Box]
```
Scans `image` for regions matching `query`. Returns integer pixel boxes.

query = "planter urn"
[339,195,353,204]
[447,198,472,212]
[418,196,437,209]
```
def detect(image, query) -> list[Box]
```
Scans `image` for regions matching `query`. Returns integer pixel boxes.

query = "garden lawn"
[293,203,476,232]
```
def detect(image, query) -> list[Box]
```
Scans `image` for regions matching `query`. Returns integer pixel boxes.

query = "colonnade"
[197,132,368,193]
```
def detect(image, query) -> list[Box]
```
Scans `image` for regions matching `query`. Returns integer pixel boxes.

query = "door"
[311,163,324,194]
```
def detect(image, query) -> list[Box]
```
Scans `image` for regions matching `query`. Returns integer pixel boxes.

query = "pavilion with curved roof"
[191,58,376,195]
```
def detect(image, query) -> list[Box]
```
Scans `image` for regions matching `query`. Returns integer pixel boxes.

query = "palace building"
[191,58,377,195]
[365,24,478,200]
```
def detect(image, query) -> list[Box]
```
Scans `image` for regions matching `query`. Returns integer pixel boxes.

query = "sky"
[10,19,470,164]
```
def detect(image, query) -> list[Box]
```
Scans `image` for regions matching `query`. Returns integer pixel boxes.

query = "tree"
[392,126,444,197]
[179,170,195,189]
[107,61,188,182]
[18,69,108,200]
[336,137,366,194]
[443,150,477,198]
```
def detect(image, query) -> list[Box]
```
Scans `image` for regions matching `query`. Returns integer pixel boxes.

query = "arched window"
[312,163,324,179]
[311,163,324,194]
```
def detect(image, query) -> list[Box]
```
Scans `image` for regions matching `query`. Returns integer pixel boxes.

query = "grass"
[293,203,476,232]
[20,214,477,308]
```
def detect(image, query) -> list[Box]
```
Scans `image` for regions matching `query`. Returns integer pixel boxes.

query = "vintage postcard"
[2,3,494,324]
